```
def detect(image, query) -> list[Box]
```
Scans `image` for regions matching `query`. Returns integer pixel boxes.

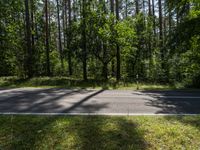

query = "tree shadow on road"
[0,88,107,113]
[140,90,200,114]
[139,90,200,131]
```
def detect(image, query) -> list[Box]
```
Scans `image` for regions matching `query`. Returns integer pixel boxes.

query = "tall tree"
[125,0,128,18]
[56,0,64,70]
[110,0,115,76]
[67,0,73,75]
[152,0,156,35]
[30,0,35,50]
[45,0,50,76]
[24,0,33,78]
[158,0,164,69]
[115,0,121,81]
[135,0,139,14]
[82,0,87,80]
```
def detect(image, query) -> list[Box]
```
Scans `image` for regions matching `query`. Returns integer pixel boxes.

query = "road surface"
[0,88,200,115]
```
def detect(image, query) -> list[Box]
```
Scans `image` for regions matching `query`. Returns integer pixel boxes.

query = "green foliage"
[181,36,200,87]
[115,19,136,46]
[0,0,199,88]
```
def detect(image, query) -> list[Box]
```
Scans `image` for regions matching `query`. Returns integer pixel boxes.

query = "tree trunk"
[102,62,108,80]
[152,0,156,35]
[56,0,64,71]
[67,0,73,76]
[125,0,128,18]
[158,0,164,69]
[135,0,139,15]
[148,0,152,57]
[30,0,35,51]
[82,0,87,81]
[110,0,115,77]
[24,0,33,78]
[45,0,51,76]
[73,0,77,21]
[168,4,172,35]
[115,0,121,81]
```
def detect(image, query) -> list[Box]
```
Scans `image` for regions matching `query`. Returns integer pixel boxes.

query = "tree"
[158,0,164,69]
[67,0,73,76]
[45,0,51,76]
[110,0,115,76]
[82,0,87,80]
[56,0,64,71]
[24,0,33,78]
[1,0,200,88]
[152,0,156,35]
[115,0,121,81]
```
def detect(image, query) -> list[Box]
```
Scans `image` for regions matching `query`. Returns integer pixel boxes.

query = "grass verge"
[0,115,200,150]
[0,76,183,90]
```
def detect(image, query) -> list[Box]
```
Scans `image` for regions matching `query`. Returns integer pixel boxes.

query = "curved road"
[0,88,200,115]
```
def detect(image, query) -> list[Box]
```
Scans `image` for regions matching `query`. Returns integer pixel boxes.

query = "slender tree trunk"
[24,0,33,78]
[110,0,115,77]
[134,0,141,77]
[103,62,108,80]
[30,0,35,75]
[115,0,121,81]
[48,1,51,42]
[30,0,35,50]
[125,0,128,18]
[148,0,152,58]
[56,0,64,71]
[82,0,87,80]
[135,0,139,15]
[102,42,108,80]
[158,0,164,69]
[63,0,68,64]
[168,5,172,35]
[67,0,73,76]
[45,0,50,76]
[148,0,153,80]
[152,0,156,35]
[62,3,66,50]
[148,0,151,16]
[73,0,77,21]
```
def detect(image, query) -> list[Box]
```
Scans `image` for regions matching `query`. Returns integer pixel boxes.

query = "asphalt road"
[0,88,200,115]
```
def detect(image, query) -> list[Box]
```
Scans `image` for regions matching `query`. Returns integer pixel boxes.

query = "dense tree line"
[0,0,200,87]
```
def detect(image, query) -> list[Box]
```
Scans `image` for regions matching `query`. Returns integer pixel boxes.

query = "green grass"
[0,115,200,150]
[0,76,183,90]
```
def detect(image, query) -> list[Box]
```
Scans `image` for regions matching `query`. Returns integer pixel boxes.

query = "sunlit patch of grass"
[0,115,200,150]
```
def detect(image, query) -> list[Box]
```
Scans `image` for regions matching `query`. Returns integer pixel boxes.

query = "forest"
[0,0,200,87]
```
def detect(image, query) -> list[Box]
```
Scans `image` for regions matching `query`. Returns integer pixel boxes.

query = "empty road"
[0,88,200,115]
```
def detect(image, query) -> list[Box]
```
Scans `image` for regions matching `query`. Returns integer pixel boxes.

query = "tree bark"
[148,0,152,57]
[152,0,156,35]
[56,0,64,71]
[158,0,164,69]
[115,0,121,81]
[82,0,87,81]
[102,62,108,80]
[110,0,115,77]
[67,0,73,76]
[45,0,51,76]
[135,0,139,15]
[125,0,128,18]
[24,0,33,78]
[30,0,35,50]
